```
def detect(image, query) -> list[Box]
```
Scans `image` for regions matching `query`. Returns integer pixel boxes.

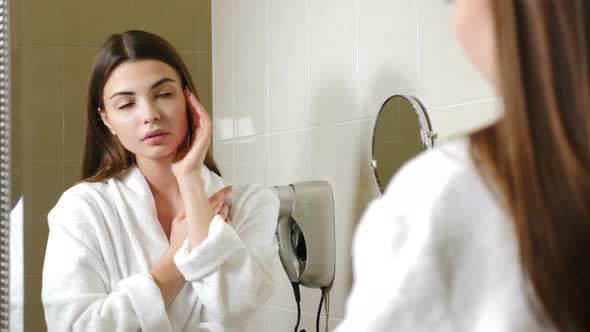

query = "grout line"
[232,142,236,185]
[429,97,497,110]
[416,0,420,95]
[60,47,65,189]
[306,0,311,130]
[211,0,217,150]
[230,0,237,184]
[354,0,360,120]
[213,93,495,146]
[266,0,270,187]
[231,0,237,139]
[215,117,376,144]
[265,304,332,317]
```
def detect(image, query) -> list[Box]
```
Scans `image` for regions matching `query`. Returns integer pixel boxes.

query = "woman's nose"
[142,102,161,123]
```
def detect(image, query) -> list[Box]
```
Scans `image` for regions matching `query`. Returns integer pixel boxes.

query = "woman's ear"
[98,108,117,135]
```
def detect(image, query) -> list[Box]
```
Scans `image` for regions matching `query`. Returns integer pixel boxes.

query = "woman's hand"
[171,89,212,179]
[209,186,233,225]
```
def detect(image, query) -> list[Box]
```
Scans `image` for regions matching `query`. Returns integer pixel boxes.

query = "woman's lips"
[143,133,169,145]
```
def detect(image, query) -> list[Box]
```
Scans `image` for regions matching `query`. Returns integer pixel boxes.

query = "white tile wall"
[234,0,268,137]
[358,0,419,119]
[212,0,234,140]
[268,0,309,132]
[309,0,357,126]
[417,0,495,108]
[212,140,235,184]
[234,136,269,185]
[212,0,498,330]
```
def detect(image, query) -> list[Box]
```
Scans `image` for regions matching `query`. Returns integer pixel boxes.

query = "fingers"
[209,186,233,213]
[172,210,186,223]
[184,89,207,121]
[184,89,212,139]
[219,185,233,196]
[184,89,200,121]
[219,200,230,220]
[220,201,233,225]
[209,186,233,203]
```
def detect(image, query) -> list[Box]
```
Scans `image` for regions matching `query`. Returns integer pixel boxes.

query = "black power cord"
[291,282,306,332]
[292,283,329,332]
[316,287,327,332]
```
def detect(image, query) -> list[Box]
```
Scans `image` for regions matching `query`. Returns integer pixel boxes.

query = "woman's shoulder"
[385,137,471,186]
[230,184,280,209]
[380,136,495,218]
[48,179,116,229]
[59,179,112,206]
[227,184,280,230]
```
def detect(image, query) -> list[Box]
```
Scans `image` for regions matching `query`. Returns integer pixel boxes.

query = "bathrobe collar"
[110,165,216,267]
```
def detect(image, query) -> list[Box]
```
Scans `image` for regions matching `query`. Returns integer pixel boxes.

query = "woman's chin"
[136,147,178,163]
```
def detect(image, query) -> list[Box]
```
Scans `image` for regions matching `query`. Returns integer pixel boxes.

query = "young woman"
[41,30,279,331]
[338,1,590,331]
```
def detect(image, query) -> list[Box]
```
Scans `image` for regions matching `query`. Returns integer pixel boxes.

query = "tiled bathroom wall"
[212,0,499,330]
[10,1,213,330]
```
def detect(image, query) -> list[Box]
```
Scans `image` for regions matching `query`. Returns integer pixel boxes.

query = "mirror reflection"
[10,2,279,331]
[371,95,435,193]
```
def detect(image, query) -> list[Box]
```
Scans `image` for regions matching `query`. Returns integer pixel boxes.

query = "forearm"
[176,170,215,249]
[149,250,185,308]
[171,185,281,325]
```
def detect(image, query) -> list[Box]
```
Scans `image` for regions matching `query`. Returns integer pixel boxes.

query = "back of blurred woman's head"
[470,2,590,331]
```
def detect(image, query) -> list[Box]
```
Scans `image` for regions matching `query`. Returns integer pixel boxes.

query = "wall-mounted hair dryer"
[273,181,335,289]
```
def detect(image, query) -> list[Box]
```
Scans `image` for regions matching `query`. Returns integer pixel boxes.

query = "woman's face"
[453,0,499,92]
[100,59,189,163]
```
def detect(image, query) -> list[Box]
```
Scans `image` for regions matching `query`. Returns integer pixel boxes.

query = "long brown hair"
[82,30,221,182]
[470,1,590,331]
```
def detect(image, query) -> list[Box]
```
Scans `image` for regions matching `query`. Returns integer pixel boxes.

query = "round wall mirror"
[371,95,436,193]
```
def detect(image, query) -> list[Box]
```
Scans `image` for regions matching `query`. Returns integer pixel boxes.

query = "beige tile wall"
[10,1,213,330]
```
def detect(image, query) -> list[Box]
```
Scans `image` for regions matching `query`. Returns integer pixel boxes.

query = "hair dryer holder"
[274,181,335,289]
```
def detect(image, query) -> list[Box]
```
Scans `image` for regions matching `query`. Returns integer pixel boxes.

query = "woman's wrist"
[153,250,183,281]
[175,170,215,249]
[173,166,202,182]
[149,251,185,307]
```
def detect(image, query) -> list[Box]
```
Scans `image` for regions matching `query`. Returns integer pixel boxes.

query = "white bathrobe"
[336,138,553,332]
[42,165,279,332]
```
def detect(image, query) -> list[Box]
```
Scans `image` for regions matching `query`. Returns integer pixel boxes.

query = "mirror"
[371,95,436,193]
[8,1,280,331]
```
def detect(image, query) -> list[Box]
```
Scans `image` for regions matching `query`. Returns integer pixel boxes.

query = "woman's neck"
[136,157,181,201]
[136,157,184,239]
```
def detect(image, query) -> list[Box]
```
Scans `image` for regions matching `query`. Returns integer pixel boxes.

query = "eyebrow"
[109,77,177,100]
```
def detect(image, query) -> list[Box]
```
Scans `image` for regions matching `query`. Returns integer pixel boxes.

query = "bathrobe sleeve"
[173,184,279,326]
[42,189,172,332]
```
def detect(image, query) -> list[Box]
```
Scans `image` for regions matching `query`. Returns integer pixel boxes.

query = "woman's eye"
[118,102,134,110]
[157,92,173,98]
